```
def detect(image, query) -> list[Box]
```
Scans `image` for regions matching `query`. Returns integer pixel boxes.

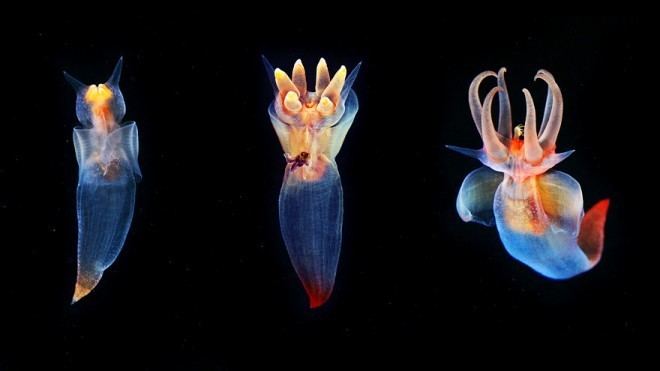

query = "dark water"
[0,15,646,369]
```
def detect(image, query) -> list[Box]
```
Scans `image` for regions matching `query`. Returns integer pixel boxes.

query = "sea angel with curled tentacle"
[264,57,360,308]
[448,68,609,279]
[64,57,141,303]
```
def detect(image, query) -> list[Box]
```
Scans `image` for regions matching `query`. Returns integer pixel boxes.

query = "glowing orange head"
[272,58,348,126]
[64,57,126,132]
[265,57,361,182]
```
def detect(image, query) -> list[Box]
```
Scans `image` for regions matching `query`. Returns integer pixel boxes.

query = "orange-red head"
[449,68,574,182]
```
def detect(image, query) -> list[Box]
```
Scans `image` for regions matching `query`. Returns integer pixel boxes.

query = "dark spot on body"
[287,152,310,171]
[99,159,121,180]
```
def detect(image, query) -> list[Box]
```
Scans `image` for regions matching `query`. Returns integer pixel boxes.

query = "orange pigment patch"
[509,138,523,156]
[92,104,111,124]
[72,271,101,303]
[84,83,113,105]
[316,128,332,155]
[289,154,328,182]
[99,159,122,181]
[287,126,332,161]
[84,84,114,129]
[288,126,312,154]
[503,190,547,235]
[279,92,337,120]
[72,282,93,303]
[536,176,569,221]
[298,106,324,125]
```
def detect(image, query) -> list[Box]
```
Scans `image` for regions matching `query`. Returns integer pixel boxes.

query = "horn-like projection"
[106,56,123,86]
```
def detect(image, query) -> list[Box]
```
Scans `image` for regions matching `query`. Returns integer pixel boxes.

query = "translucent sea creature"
[64,57,141,302]
[264,57,360,307]
[448,68,609,279]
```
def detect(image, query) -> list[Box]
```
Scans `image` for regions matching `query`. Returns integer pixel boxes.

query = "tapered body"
[279,160,343,307]
[65,58,141,302]
[265,58,360,307]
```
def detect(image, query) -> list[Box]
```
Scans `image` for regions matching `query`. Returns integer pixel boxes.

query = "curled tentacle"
[536,70,563,151]
[481,87,508,162]
[522,88,543,163]
[496,67,512,138]
[469,70,497,136]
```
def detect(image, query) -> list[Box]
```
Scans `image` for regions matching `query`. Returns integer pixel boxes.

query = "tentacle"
[468,70,497,136]
[481,87,508,161]
[536,70,563,151]
[539,85,553,136]
[496,67,512,138]
[522,88,543,163]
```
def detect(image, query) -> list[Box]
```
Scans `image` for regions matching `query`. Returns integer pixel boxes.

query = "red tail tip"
[303,283,333,309]
[592,199,610,213]
[308,295,328,309]
[578,198,610,265]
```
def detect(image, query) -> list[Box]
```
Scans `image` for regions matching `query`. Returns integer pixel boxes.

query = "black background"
[0,15,645,369]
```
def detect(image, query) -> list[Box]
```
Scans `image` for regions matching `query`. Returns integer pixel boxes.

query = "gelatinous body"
[448,68,609,279]
[64,58,141,302]
[265,57,360,307]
